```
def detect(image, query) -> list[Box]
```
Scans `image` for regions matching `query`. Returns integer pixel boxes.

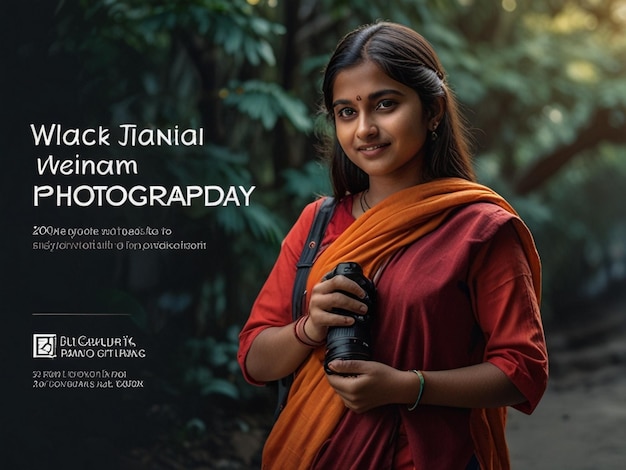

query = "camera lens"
[323,262,376,375]
[324,325,372,373]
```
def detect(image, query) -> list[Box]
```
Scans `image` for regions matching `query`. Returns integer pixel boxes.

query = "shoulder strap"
[291,196,336,321]
[274,196,336,419]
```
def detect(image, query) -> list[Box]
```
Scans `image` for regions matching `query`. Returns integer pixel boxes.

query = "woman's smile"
[357,142,390,155]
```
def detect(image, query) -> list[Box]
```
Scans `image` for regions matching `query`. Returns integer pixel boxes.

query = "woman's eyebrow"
[332,89,405,108]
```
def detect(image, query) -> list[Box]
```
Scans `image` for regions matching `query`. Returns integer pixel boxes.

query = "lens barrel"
[323,262,376,374]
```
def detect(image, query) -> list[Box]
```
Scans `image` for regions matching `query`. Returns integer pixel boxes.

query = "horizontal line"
[32,313,130,316]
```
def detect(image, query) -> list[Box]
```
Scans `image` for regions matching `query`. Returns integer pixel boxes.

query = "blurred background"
[3,0,625,468]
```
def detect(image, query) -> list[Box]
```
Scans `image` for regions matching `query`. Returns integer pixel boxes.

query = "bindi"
[356,95,362,101]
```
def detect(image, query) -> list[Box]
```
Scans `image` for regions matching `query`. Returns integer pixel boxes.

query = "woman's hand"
[327,360,528,413]
[245,273,371,383]
[325,360,419,413]
[305,274,370,343]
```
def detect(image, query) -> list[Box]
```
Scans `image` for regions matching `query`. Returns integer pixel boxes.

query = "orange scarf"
[262,178,541,470]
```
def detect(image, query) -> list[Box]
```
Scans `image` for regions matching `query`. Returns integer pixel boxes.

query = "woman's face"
[331,60,431,188]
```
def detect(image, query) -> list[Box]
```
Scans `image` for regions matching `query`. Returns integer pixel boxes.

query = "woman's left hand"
[325,360,413,413]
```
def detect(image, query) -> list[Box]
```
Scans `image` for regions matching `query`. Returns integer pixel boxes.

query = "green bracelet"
[408,370,425,411]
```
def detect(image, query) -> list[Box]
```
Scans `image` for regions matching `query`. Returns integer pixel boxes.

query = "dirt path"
[507,374,626,469]
[507,302,626,469]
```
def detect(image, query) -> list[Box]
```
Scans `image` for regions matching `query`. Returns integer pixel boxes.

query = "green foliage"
[535,145,626,306]
[208,12,284,66]
[282,160,333,205]
[183,326,242,400]
[223,80,313,132]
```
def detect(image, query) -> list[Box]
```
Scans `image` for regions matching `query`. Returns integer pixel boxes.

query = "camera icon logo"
[33,334,57,359]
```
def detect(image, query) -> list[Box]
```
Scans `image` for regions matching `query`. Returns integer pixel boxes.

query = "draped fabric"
[261,178,542,470]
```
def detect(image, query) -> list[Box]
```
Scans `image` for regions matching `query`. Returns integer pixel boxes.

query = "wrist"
[407,370,425,411]
[303,315,327,344]
[294,315,325,348]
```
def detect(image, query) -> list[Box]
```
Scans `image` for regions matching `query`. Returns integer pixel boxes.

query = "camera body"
[324,262,376,374]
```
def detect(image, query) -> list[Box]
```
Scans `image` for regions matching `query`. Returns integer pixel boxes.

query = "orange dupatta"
[262,178,541,470]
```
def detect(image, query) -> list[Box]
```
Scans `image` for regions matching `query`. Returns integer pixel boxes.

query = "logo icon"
[33,334,57,358]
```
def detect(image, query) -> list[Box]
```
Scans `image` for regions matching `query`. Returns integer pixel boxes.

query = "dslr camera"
[323,262,376,374]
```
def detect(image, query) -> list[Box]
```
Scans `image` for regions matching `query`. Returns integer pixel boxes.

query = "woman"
[238,22,548,470]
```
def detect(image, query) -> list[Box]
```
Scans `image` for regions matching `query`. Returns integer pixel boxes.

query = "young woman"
[238,22,548,470]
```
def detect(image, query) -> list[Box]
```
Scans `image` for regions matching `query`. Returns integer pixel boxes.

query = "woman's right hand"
[245,273,370,383]
[305,274,370,343]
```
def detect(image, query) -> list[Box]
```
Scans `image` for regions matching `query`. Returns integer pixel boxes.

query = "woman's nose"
[356,115,378,140]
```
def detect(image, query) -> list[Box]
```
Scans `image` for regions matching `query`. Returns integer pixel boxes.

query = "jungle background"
[2,0,625,468]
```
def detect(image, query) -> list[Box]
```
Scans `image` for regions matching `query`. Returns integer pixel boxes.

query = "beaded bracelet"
[294,315,325,348]
[408,370,425,411]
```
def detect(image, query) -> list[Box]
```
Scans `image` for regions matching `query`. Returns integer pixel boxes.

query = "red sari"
[238,179,548,469]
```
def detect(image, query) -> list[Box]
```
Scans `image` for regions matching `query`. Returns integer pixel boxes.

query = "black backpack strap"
[291,196,336,321]
[274,196,336,419]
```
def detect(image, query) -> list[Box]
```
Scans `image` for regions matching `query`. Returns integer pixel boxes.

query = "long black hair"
[320,22,475,199]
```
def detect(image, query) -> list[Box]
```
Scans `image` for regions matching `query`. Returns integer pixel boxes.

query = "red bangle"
[294,315,325,348]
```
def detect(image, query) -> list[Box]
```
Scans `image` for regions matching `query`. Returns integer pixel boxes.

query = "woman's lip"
[358,143,389,152]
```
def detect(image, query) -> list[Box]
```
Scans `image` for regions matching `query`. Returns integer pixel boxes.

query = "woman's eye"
[376,99,395,110]
[337,107,356,118]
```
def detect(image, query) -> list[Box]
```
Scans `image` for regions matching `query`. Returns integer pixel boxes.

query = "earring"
[430,122,439,141]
